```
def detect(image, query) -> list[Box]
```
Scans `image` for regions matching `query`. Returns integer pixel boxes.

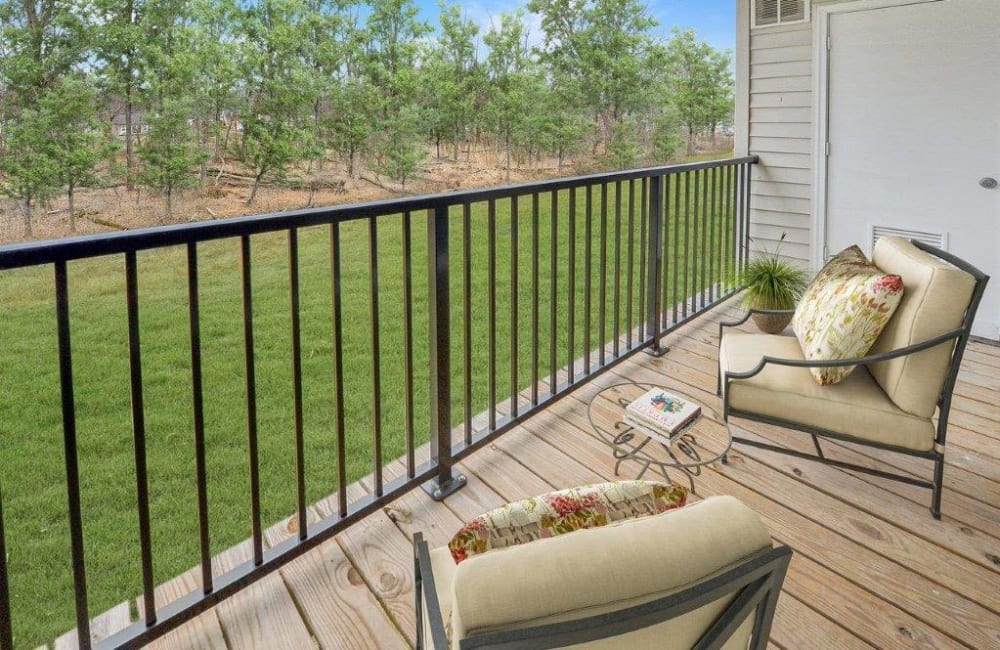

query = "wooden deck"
[61,300,1000,649]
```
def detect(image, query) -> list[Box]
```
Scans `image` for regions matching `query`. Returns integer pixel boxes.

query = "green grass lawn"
[0,168,741,647]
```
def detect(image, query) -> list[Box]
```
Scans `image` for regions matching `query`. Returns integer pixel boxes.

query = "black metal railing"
[0,156,754,649]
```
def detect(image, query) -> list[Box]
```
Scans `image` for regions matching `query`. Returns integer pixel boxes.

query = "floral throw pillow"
[791,245,904,385]
[447,480,688,564]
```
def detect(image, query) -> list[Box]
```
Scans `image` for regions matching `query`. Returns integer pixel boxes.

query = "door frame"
[811,0,943,273]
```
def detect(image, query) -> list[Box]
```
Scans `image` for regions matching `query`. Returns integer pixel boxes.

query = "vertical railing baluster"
[288,230,308,540]
[402,212,416,476]
[567,187,576,384]
[683,172,691,320]
[510,197,519,419]
[487,199,497,430]
[330,224,347,517]
[531,192,540,405]
[613,181,622,357]
[645,176,664,355]
[685,169,704,314]
[549,191,558,396]
[638,178,647,342]
[186,243,213,592]
[240,236,264,566]
[54,260,91,648]
[726,163,735,293]
[463,203,473,446]
[368,218,383,497]
[661,174,671,329]
[698,169,711,309]
[584,186,593,373]
[425,203,465,500]
[672,170,682,324]
[0,487,11,650]
[742,163,751,273]
[125,251,156,625]
[626,179,635,349]
[598,183,608,366]
[711,165,720,303]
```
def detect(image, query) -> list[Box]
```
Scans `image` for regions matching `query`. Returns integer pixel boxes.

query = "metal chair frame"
[414,533,791,650]
[717,241,989,519]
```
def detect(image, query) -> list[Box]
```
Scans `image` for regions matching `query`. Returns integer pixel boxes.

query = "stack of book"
[624,389,702,444]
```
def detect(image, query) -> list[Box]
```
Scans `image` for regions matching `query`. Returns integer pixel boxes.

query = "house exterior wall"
[738,0,818,263]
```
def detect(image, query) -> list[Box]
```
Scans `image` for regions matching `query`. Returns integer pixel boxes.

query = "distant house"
[111,112,150,137]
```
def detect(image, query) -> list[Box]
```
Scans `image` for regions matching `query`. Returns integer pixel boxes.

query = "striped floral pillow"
[447,480,688,564]
[792,245,904,385]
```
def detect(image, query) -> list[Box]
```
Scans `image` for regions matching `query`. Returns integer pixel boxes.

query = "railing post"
[0,485,12,650]
[423,203,467,501]
[645,175,668,356]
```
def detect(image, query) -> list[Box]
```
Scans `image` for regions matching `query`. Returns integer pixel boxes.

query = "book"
[625,389,702,438]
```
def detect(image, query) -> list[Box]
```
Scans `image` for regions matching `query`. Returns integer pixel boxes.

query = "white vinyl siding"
[746,14,814,262]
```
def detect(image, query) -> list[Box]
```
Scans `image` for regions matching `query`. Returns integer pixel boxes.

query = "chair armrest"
[414,533,450,650]
[718,308,796,341]
[724,328,964,384]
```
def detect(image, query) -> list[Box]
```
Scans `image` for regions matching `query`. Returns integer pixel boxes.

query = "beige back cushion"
[868,237,975,418]
[449,495,772,649]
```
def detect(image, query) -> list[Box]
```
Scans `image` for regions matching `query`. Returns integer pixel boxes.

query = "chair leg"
[931,456,945,520]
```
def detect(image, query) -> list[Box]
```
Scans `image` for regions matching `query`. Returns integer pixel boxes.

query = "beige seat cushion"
[720,332,935,451]
[441,495,770,649]
[868,237,976,418]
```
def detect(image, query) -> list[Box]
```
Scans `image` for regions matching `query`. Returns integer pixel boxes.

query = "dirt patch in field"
[0,145,729,245]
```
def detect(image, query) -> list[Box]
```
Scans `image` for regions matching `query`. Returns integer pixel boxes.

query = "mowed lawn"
[0,172,739,647]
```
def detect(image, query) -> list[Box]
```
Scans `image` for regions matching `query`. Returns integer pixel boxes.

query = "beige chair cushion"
[442,495,771,649]
[720,332,935,451]
[868,237,975,418]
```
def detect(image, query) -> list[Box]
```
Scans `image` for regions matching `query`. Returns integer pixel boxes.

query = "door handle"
[980,177,998,189]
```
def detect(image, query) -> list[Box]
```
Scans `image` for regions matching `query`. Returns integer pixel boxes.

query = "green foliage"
[737,236,809,310]
[661,28,734,154]
[138,98,210,217]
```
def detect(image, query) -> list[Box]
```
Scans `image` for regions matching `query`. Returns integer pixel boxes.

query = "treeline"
[0,0,733,235]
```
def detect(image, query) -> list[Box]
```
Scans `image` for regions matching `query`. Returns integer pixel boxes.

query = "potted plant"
[736,234,808,334]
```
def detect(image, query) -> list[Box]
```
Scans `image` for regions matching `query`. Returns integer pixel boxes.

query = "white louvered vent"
[871,225,948,255]
[753,0,809,28]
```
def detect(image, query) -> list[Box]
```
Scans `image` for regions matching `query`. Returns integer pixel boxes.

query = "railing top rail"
[0,156,757,270]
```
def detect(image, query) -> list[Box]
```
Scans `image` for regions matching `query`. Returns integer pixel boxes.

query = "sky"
[409,0,736,52]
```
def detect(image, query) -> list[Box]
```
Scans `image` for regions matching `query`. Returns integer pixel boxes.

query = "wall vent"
[871,225,948,255]
[753,0,809,28]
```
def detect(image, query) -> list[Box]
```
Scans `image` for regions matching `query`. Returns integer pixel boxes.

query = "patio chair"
[718,237,989,519]
[413,491,791,649]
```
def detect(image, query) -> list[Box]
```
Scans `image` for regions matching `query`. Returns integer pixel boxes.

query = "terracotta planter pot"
[752,311,793,334]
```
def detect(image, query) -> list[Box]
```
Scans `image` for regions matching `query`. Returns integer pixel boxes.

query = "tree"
[662,28,733,155]
[234,0,317,204]
[483,11,535,180]
[363,0,431,186]
[138,97,208,218]
[42,76,115,230]
[529,0,657,158]
[421,3,479,160]
[0,103,61,237]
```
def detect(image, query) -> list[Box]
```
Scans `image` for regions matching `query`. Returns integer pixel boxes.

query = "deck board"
[70,299,1000,648]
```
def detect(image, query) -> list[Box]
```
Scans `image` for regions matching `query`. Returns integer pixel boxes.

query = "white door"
[823,0,1000,339]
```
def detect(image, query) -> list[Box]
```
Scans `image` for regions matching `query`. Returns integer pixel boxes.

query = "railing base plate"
[644,344,669,357]
[422,473,467,501]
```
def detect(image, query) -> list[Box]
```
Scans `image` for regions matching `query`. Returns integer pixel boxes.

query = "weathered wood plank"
[53,602,131,650]
[211,541,314,649]
[322,484,418,643]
